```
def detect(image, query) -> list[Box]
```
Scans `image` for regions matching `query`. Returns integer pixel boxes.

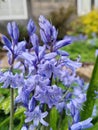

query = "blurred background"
[0,0,98,39]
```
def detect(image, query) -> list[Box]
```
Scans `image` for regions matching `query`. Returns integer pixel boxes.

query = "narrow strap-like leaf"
[81,56,98,120]
[50,108,58,130]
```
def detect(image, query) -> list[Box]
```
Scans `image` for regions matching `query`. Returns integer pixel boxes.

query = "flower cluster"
[0,16,93,130]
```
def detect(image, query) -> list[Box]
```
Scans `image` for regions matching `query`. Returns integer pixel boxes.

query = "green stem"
[9,88,14,130]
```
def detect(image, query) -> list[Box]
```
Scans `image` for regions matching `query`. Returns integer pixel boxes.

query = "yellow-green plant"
[71,10,98,37]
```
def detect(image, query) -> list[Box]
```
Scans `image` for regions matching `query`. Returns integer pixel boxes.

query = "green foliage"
[71,10,98,37]
[48,6,76,39]
[62,40,97,63]
[0,107,25,130]
[88,123,98,130]
[57,112,68,130]
[0,88,10,113]
[50,108,58,130]
[18,25,28,41]
[0,86,25,130]
[0,96,10,114]
[81,56,98,120]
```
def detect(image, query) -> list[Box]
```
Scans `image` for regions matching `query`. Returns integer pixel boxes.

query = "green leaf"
[0,88,9,96]
[0,94,10,114]
[50,107,58,130]
[92,116,98,125]
[0,97,10,114]
[81,56,98,120]
[0,107,25,128]
[57,110,68,130]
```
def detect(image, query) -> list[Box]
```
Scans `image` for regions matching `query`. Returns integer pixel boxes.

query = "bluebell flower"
[95,49,98,57]
[44,52,57,60]
[67,101,80,123]
[61,56,82,72]
[29,125,35,130]
[27,19,36,36]
[0,71,22,88]
[25,76,37,91]
[65,83,86,110]
[33,74,50,87]
[38,60,59,79]
[15,74,50,108]
[28,97,36,112]
[15,85,30,108]
[57,50,69,56]
[78,34,87,41]
[38,45,46,61]
[7,22,19,44]
[30,33,39,57]
[35,85,62,108]
[14,41,26,58]
[2,35,12,50]
[2,34,26,65]
[25,75,50,91]
[2,39,13,65]
[74,77,85,89]
[39,15,58,44]
[5,40,26,64]
[38,61,53,78]
[25,106,48,126]
[64,34,87,43]
[64,35,77,42]
[56,101,65,113]
[2,35,14,65]
[70,118,93,130]
[39,15,72,52]
[21,125,28,130]
[66,86,89,129]
[20,52,36,65]
[72,88,86,109]
[53,38,71,51]
[60,71,76,87]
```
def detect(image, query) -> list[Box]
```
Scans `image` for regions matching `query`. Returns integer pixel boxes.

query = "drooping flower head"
[25,106,48,127]
[39,15,58,44]
[27,19,36,36]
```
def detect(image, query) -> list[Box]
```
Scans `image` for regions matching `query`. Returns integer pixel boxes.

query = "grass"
[62,40,98,64]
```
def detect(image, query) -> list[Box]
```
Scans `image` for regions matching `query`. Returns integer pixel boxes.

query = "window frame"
[0,0,28,20]
[77,0,98,16]
[77,0,91,16]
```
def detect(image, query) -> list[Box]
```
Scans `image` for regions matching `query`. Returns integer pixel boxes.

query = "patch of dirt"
[77,65,94,82]
[0,52,9,68]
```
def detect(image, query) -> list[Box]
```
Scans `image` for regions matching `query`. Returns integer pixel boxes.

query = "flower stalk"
[9,88,14,130]
[9,65,14,130]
